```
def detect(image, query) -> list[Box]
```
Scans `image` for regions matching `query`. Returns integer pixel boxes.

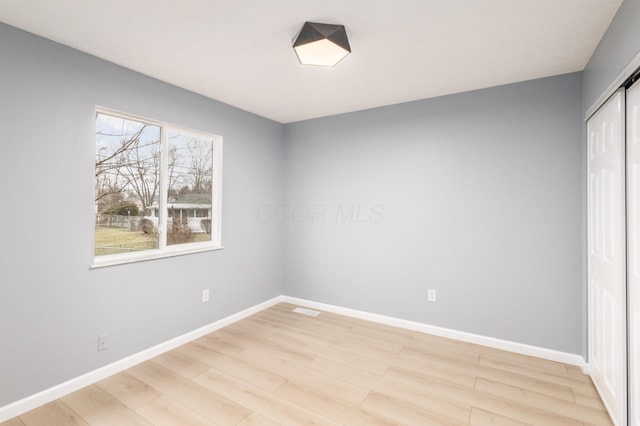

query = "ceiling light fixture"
[293,22,351,67]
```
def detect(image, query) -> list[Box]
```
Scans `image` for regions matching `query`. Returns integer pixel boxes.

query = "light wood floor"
[2,303,612,425]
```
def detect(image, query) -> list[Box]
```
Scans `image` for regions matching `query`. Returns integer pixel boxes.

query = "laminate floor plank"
[394,351,479,385]
[181,344,288,392]
[478,354,599,392]
[4,303,612,426]
[274,381,397,425]
[151,349,210,379]
[235,412,279,426]
[193,370,339,425]
[396,349,576,400]
[385,366,586,425]
[96,372,160,410]
[60,385,150,426]
[127,361,249,425]
[402,341,482,365]
[469,407,530,426]
[192,334,246,356]
[236,348,370,405]
[250,326,389,375]
[213,328,314,366]
[308,356,473,422]
[412,331,569,374]
[474,377,612,425]
[571,381,611,411]
[361,391,469,426]
[0,418,25,426]
[246,317,339,347]
[350,324,416,346]
[134,395,214,426]
[19,401,88,426]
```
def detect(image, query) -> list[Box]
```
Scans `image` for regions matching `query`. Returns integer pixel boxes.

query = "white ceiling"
[0,0,623,123]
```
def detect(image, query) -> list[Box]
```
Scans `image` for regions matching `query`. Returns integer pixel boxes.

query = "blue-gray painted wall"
[284,73,584,354]
[583,0,640,113]
[0,23,284,407]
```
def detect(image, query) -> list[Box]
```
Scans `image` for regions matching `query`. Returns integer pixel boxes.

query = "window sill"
[90,244,224,269]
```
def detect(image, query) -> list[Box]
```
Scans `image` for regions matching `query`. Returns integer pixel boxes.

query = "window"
[93,109,222,267]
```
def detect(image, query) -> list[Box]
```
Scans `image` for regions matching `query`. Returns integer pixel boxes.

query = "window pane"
[94,113,161,256]
[166,130,214,246]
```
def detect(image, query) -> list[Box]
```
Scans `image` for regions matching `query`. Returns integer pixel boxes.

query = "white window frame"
[92,107,223,268]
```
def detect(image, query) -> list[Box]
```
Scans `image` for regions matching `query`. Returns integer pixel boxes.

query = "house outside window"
[93,109,222,267]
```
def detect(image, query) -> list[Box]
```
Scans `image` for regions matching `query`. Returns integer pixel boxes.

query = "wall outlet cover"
[98,334,109,351]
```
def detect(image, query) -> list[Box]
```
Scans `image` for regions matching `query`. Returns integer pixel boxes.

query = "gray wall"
[583,0,640,112]
[0,23,284,407]
[284,73,584,354]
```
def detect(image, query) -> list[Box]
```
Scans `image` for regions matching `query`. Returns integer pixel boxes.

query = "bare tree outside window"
[166,131,214,246]
[94,114,160,256]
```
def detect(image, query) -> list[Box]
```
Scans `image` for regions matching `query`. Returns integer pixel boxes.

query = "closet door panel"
[587,89,627,426]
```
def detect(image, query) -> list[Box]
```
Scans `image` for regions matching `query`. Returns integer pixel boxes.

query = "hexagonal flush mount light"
[293,22,351,67]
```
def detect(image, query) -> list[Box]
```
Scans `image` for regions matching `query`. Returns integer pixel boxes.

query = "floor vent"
[292,307,320,317]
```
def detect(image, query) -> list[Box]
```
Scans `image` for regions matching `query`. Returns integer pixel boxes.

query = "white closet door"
[587,89,627,426]
[628,80,640,426]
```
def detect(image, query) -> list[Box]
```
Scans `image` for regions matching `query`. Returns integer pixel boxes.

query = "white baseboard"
[0,295,284,423]
[282,296,587,368]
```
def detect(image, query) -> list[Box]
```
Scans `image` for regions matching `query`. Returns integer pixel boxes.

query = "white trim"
[158,125,169,249]
[282,296,587,367]
[90,245,224,269]
[212,134,223,249]
[0,296,284,423]
[92,107,224,268]
[585,49,640,120]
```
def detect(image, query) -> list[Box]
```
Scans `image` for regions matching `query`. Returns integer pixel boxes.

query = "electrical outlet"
[98,334,109,351]
[202,289,210,303]
[427,289,437,302]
